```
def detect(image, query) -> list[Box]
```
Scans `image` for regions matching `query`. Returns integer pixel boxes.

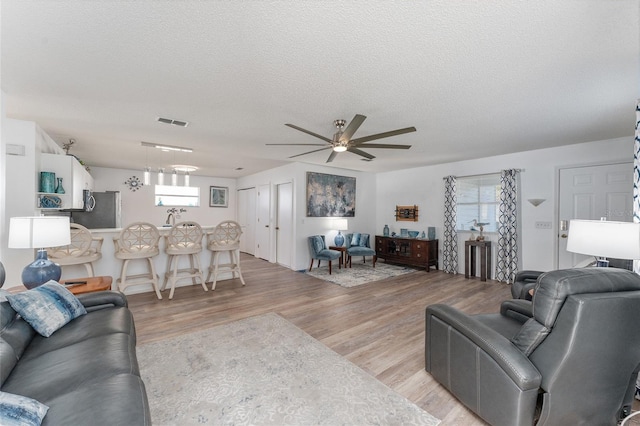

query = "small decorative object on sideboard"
[383,224,389,236]
[395,205,419,222]
[428,227,436,240]
[407,230,420,238]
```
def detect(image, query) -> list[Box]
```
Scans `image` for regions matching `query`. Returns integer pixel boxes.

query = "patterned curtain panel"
[634,100,640,275]
[443,176,458,274]
[495,169,519,283]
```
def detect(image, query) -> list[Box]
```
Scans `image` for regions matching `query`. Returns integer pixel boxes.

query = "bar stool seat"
[47,223,103,278]
[206,220,246,290]
[113,222,162,299]
[162,221,207,299]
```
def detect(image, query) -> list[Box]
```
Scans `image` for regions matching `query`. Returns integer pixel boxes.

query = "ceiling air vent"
[156,117,189,127]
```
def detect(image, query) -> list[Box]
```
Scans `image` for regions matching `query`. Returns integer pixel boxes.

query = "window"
[154,185,200,207]
[456,174,501,232]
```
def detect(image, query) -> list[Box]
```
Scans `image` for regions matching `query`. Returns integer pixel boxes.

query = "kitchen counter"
[59,225,230,296]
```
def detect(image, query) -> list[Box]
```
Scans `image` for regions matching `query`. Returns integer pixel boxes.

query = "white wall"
[89,166,238,228]
[237,162,377,271]
[1,117,64,286]
[376,137,633,273]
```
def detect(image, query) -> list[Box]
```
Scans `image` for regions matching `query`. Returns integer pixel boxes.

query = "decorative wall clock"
[124,176,143,191]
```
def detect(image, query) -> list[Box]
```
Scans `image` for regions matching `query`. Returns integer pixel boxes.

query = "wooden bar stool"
[113,222,162,299]
[206,220,246,290]
[162,221,207,299]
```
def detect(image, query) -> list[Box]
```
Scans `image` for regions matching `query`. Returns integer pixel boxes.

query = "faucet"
[166,208,178,226]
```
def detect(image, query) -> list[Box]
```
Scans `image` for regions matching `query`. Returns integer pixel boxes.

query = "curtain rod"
[442,169,524,180]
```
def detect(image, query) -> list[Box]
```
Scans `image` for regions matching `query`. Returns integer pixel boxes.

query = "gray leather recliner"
[425,268,640,426]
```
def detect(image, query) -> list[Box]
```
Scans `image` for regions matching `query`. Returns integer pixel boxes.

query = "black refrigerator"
[70,191,122,229]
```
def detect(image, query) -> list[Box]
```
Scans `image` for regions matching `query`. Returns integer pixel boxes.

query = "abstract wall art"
[306,172,356,217]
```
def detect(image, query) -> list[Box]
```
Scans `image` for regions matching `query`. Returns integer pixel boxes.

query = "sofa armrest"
[426,304,541,426]
[426,304,541,390]
[77,291,128,312]
[500,299,533,323]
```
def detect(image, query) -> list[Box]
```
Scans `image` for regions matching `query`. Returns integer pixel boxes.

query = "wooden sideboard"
[375,235,438,271]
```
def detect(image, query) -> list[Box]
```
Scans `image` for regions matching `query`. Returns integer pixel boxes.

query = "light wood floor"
[125,254,639,425]
[127,254,507,425]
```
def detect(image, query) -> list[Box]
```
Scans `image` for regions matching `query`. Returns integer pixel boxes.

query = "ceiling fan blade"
[266,143,328,146]
[288,146,332,159]
[285,123,332,142]
[350,126,416,144]
[326,150,338,163]
[356,143,412,149]
[347,147,376,160]
[340,114,367,141]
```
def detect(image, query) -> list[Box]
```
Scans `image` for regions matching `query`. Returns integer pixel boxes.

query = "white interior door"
[276,182,293,268]
[557,162,633,268]
[237,187,256,255]
[256,184,271,261]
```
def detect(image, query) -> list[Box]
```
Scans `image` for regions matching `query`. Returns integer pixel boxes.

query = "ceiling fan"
[267,114,416,163]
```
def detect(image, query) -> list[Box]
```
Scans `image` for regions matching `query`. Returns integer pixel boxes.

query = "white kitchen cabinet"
[40,153,94,209]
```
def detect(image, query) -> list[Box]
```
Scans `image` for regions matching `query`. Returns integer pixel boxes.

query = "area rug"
[306,261,416,287]
[137,313,440,426]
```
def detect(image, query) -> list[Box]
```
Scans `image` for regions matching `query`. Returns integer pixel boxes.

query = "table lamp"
[8,216,71,289]
[566,219,640,267]
[333,218,349,246]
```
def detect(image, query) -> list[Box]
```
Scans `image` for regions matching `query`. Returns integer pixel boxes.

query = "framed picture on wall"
[209,186,228,207]
[306,172,356,217]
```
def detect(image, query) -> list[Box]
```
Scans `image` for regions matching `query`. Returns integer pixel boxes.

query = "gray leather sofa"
[1,291,151,425]
[426,268,640,426]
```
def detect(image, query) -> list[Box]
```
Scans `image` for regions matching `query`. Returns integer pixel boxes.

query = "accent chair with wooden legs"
[308,235,341,274]
[344,233,376,268]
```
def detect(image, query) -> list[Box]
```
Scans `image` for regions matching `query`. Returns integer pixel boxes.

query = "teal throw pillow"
[0,391,49,426]
[351,233,361,247]
[7,281,87,337]
[359,233,370,247]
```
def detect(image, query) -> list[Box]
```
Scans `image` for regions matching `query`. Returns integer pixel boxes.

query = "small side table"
[464,240,492,281]
[61,276,113,295]
[329,246,347,267]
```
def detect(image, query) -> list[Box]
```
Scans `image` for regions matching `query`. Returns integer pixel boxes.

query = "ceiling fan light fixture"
[333,145,348,152]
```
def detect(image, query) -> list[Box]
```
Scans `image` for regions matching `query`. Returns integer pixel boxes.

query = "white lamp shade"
[566,219,640,259]
[333,218,348,231]
[8,216,71,249]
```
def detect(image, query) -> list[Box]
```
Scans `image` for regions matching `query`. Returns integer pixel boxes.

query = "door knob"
[560,233,568,238]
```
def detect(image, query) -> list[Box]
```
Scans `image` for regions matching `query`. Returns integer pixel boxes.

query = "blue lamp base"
[334,231,345,247]
[22,250,62,290]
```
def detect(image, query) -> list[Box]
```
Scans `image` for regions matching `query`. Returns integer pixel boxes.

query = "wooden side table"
[464,240,492,281]
[60,276,113,295]
[328,246,347,267]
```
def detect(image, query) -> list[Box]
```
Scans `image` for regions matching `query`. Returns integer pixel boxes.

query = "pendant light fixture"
[158,168,164,185]
[143,146,151,186]
[143,167,151,186]
[171,169,178,186]
[184,171,190,187]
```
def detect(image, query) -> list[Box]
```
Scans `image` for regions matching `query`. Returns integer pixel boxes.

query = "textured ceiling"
[2,1,638,178]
